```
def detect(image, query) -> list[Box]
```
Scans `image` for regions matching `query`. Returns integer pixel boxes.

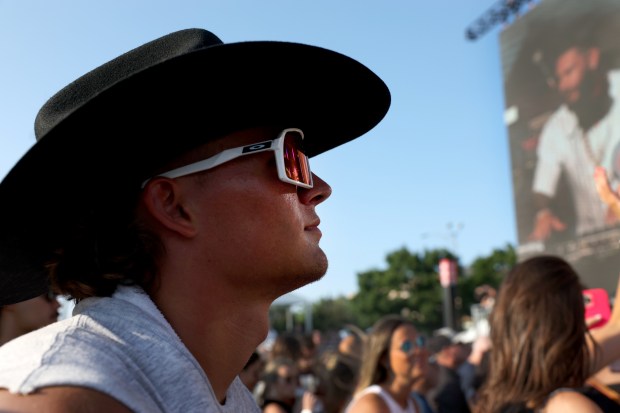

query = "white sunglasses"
[142,128,313,189]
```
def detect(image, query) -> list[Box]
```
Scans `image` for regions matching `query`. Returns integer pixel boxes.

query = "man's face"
[555,47,596,105]
[179,127,332,297]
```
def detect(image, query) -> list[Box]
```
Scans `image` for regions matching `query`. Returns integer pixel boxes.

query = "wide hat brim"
[0,29,390,305]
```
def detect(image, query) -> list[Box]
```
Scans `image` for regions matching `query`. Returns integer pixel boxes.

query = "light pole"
[420,222,464,330]
[420,222,464,255]
[439,258,458,331]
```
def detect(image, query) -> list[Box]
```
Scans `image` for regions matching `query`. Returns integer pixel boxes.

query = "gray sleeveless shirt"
[0,286,260,413]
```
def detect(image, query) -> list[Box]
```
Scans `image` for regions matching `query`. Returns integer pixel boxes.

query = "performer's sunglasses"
[142,128,313,189]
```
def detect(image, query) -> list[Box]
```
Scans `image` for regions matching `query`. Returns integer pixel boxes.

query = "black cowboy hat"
[0,28,390,305]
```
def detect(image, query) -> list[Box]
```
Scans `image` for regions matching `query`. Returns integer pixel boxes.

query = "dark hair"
[47,197,164,301]
[244,351,262,371]
[539,15,600,69]
[43,145,210,301]
[271,333,302,362]
[476,255,594,413]
[256,357,297,408]
[315,350,360,413]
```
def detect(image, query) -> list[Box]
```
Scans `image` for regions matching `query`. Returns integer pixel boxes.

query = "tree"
[458,243,516,316]
[350,247,458,333]
[312,296,358,332]
[280,244,517,336]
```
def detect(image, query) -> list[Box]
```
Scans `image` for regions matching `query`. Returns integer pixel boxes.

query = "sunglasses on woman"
[399,336,426,354]
[142,128,313,189]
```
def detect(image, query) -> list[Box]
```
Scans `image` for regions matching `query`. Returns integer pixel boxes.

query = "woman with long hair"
[475,255,620,413]
[346,315,427,413]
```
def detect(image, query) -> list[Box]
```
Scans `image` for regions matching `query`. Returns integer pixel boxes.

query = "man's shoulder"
[0,314,135,396]
[0,386,133,413]
[0,316,77,368]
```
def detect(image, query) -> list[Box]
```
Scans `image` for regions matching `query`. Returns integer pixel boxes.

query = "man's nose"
[298,173,332,206]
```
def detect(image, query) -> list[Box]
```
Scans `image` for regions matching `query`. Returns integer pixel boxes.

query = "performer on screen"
[529,18,620,241]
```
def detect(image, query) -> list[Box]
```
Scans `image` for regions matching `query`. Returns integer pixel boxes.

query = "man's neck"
[150,277,271,402]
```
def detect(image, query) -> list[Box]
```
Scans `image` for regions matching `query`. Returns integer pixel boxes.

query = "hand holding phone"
[584,288,611,330]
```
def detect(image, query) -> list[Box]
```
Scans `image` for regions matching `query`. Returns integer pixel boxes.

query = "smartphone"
[583,288,611,330]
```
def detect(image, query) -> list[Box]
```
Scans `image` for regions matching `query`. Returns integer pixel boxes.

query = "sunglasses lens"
[416,336,426,348]
[400,336,425,353]
[400,340,413,353]
[283,131,312,187]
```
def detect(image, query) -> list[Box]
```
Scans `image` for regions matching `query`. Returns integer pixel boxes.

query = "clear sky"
[0,0,518,303]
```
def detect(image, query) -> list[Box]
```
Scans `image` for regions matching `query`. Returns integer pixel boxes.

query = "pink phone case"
[584,288,611,330]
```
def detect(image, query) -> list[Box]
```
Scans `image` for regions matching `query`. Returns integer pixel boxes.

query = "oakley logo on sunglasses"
[242,141,273,153]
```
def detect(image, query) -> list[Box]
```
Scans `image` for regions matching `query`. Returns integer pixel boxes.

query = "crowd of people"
[234,250,620,413]
[5,264,620,413]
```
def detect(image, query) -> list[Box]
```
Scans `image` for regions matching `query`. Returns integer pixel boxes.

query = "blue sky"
[0,0,518,303]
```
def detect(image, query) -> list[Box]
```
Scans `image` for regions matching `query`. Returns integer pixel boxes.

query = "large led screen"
[501,0,620,292]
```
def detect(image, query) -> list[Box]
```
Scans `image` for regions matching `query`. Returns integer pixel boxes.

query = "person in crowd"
[529,17,620,241]
[475,255,620,413]
[0,291,60,346]
[346,315,427,413]
[256,357,320,413]
[312,330,324,352]
[0,27,390,412]
[271,333,303,363]
[411,358,439,413]
[298,333,319,389]
[314,349,361,413]
[426,334,471,413]
[338,325,366,361]
[474,286,496,312]
[457,335,491,409]
[241,351,266,393]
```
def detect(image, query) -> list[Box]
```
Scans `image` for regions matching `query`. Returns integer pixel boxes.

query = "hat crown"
[34,29,223,141]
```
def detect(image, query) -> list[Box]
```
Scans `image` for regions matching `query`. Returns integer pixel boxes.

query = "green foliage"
[350,247,459,334]
[269,306,287,333]
[311,296,358,332]
[280,244,516,336]
[458,243,516,315]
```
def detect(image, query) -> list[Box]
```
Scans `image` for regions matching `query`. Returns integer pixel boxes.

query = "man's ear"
[587,47,600,70]
[140,178,197,238]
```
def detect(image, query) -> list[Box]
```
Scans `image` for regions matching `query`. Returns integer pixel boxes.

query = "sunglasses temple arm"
[141,146,275,188]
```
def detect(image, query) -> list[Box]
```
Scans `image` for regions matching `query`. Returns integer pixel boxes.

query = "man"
[426,334,471,413]
[529,20,620,241]
[0,28,390,412]
[0,292,59,346]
